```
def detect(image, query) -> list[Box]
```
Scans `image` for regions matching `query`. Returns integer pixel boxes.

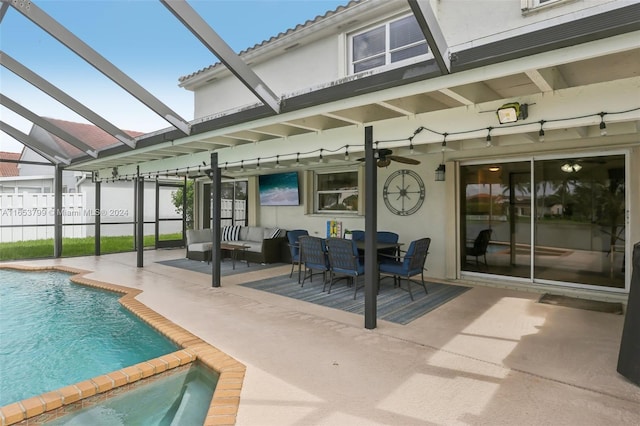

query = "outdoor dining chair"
[376,231,400,260]
[287,229,309,280]
[325,237,365,299]
[466,229,492,267]
[350,230,365,241]
[378,237,431,301]
[298,235,330,287]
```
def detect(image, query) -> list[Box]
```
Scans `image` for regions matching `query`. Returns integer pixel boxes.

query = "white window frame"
[348,14,429,75]
[314,169,359,215]
[521,0,569,12]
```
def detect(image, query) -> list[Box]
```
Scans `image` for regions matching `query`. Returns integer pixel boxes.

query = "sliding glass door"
[460,154,626,290]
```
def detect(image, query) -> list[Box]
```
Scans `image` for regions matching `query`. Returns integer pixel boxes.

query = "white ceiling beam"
[219,134,257,143]
[161,0,280,114]
[7,0,191,135]
[200,136,244,146]
[322,112,362,125]
[0,51,137,148]
[1,94,98,157]
[281,121,321,132]
[446,82,502,104]
[377,101,414,116]
[573,126,589,138]
[525,67,568,92]
[438,88,475,106]
[250,128,287,138]
[183,141,217,150]
[156,146,199,155]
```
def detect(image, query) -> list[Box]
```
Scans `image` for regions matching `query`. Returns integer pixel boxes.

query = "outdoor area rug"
[156,258,284,276]
[538,293,624,314]
[240,275,471,325]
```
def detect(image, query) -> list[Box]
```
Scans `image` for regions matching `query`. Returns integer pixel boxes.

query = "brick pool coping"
[0,265,245,426]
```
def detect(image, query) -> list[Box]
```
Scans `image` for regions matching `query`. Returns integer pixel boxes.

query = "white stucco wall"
[194,35,342,118]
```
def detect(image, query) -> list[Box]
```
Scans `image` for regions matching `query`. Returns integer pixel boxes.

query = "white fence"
[0,190,183,243]
[0,193,86,242]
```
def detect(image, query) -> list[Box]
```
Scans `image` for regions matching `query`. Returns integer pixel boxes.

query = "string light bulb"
[319,149,324,163]
[344,145,350,161]
[486,127,493,147]
[240,160,244,172]
[599,112,607,136]
[295,152,301,167]
[256,158,261,170]
[538,120,545,142]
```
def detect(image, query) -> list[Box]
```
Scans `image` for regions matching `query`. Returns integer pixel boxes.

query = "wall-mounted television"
[259,171,300,206]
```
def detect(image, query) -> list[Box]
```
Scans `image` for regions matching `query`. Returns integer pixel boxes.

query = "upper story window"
[521,0,566,11]
[350,14,428,74]
[315,170,358,214]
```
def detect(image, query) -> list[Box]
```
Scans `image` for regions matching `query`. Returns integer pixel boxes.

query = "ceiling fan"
[357,148,420,168]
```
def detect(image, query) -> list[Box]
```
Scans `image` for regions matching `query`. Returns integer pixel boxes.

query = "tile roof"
[42,118,144,157]
[178,0,360,82]
[0,151,21,177]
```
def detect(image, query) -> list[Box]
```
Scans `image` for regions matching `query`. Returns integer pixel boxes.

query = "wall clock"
[382,169,425,216]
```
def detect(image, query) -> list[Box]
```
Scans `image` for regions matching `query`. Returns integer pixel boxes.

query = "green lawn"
[0,234,183,261]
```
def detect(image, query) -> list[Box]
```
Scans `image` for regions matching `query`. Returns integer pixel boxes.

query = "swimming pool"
[0,269,178,406]
[0,265,245,426]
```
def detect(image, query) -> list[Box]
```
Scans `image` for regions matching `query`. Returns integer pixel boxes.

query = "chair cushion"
[379,260,421,277]
[186,229,212,245]
[246,226,264,242]
[189,242,212,253]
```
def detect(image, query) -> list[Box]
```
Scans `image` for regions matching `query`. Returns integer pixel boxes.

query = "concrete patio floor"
[5,248,639,425]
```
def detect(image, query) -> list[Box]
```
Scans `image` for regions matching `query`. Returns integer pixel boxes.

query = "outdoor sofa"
[186,225,287,264]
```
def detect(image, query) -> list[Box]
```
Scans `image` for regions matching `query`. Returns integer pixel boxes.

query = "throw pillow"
[222,225,233,241]
[230,225,241,241]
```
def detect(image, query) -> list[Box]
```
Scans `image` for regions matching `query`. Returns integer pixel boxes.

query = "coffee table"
[220,243,250,269]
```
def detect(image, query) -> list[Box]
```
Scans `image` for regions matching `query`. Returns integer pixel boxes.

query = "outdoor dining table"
[298,239,403,281]
[354,240,403,253]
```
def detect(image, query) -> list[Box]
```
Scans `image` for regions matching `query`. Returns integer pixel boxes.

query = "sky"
[0,0,350,153]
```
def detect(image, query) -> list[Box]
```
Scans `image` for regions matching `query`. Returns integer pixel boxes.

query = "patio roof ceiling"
[1,0,639,174]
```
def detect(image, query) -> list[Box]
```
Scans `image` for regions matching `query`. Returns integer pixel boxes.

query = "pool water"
[47,365,217,426]
[0,269,178,406]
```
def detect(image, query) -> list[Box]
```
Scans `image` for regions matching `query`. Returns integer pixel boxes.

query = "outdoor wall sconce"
[496,102,528,124]
[561,162,582,173]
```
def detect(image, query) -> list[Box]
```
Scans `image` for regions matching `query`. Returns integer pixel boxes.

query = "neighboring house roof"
[178,0,360,83]
[41,118,144,158]
[0,151,21,177]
